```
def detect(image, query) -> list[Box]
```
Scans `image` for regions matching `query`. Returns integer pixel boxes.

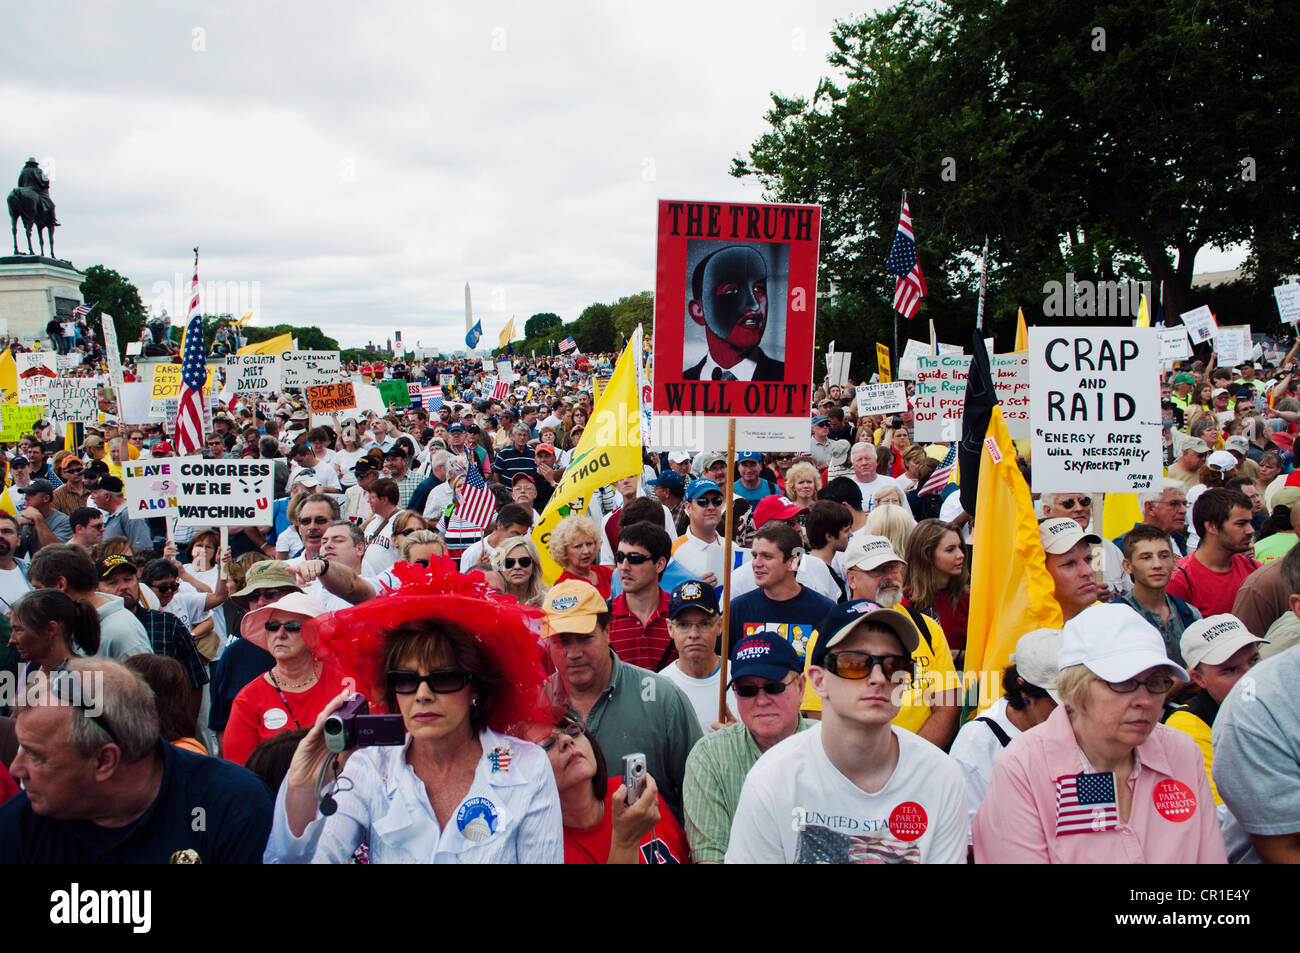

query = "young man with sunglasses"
[726,601,967,863]
[683,632,811,862]
[51,456,89,516]
[607,523,674,671]
[670,479,726,588]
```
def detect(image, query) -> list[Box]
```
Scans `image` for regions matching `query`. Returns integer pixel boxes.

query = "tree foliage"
[610,291,653,340]
[524,312,562,339]
[79,264,146,355]
[733,0,1300,372]
[573,302,617,354]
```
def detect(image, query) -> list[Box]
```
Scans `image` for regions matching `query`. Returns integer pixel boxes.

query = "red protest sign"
[306,382,356,413]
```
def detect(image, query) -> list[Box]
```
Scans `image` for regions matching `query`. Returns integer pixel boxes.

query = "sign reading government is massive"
[1028,327,1161,493]
[651,199,820,451]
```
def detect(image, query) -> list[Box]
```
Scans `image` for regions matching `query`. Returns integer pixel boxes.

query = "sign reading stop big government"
[1028,327,1162,493]
[651,199,821,451]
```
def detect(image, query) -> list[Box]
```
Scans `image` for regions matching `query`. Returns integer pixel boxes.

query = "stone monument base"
[0,255,85,343]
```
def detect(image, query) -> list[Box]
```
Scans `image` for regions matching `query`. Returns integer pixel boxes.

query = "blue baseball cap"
[812,415,830,427]
[647,470,685,494]
[668,579,719,619]
[730,633,802,683]
[808,600,920,668]
[685,478,723,500]
[736,451,763,463]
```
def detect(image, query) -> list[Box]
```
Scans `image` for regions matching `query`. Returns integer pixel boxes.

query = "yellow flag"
[1014,308,1028,351]
[498,317,515,349]
[1101,492,1143,540]
[1136,293,1150,328]
[0,489,13,516]
[237,332,294,356]
[965,405,1063,712]
[0,349,16,407]
[533,329,644,583]
[236,312,255,326]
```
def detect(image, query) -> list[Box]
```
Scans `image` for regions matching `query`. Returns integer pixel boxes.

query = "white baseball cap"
[843,535,906,572]
[1059,603,1189,683]
[1038,517,1101,555]
[1180,614,1267,670]
[1012,628,1063,704]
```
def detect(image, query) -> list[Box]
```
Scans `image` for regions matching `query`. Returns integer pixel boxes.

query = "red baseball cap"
[752,495,807,529]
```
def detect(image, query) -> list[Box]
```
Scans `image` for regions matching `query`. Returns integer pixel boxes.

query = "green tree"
[573,303,617,354]
[241,324,340,351]
[610,291,653,340]
[734,0,1300,361]
[524,312,563,339]
[79,265,147,355]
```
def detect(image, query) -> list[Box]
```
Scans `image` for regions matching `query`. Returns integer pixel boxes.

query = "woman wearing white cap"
[973,603,1227,863]
[949,629,1060,841]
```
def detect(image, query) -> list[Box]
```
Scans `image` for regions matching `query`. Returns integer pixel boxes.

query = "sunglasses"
[1056,497,1091,509]
[540,722,584,751]
[1104,674,1176,695]
[152,582,181,593]
[264,620,304,633]
[614,551,653,565]
[693,496,724,507]
[732,678,794,698]
[824,651,914,681]
[62,466,84,475]
[387,669,472,695]
[251,587,298,604]
[299,516,331,526]
[503,556,533,569]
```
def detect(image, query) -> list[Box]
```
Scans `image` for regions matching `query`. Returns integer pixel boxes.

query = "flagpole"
[894,189,906,364]
[718,417,737,725]
[975,235,988,332]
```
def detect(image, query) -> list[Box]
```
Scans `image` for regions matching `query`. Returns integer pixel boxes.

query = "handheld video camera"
[323,696,406,753]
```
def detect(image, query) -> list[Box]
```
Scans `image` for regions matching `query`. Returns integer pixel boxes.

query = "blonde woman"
[491,535,549,607]
[862,503,915,560]
[548,514,613,599]
[784,461,821,508]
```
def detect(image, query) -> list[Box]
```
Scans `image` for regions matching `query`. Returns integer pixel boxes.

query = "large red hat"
[301,558,555,736]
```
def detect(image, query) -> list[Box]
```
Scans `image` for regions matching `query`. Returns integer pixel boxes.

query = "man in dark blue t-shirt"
[729,522,836,665]
[1,660,272,864]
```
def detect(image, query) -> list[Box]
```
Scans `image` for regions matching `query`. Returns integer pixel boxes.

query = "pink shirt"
[973,705,1226,864]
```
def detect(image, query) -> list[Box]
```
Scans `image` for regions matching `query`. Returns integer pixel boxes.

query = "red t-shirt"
[0,761,18,808]
[558,565,614,601]
[1166,552,1260,618]
[222,660,348,766]
[563,778,691,864]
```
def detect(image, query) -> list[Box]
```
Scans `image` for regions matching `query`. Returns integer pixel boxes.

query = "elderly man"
[1039,491,1129,597]
[16,479,72,556]
[809,415,833,467]
[1114,479,1190,557]
[0,659,272,862]
[799,535,961,750]
[493,423,537,485]
[726,601,968,863]
[682,631,812,862]
[382,442,423,509]
[849,442,911,516]
[542,579,702,821]
[1167,437,1210,492]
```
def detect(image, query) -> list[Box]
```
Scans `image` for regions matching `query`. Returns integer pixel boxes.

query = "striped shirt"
[607,589,674,671]
[492,447,537,484]
[132,604,210,690]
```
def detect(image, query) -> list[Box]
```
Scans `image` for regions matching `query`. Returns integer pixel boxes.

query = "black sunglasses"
[732,679,793,698]
[1056,497,1092,509]
[614,551,653,565]
[264,620,304,633]
[387,669,472,695]
[503,556,533,569]
[824,651,913,681]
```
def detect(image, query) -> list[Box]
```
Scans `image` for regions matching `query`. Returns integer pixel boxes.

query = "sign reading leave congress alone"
[1028,327,1161,493]
[169,456,275,526]
[651,199,820,451]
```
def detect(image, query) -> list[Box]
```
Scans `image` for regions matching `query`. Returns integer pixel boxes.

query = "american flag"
[919,442,957,495]
[558,336,577,353]
[492,378,509,400]
[174,249,207,454]
[422,385,442,411]
[886,196,927,319]
[72,301,96,319]
[440,459,496,555]
[1055,771,1118,835]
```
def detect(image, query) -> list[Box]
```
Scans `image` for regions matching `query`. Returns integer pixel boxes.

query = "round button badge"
[1152,778,1197,822]
[888,801,929,841]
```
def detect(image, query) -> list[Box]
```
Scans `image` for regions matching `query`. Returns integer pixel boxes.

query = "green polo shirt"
[566,650,702,822]
[682,717,815,863]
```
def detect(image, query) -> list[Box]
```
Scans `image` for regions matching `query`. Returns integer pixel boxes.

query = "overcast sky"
[3,2,1241,349]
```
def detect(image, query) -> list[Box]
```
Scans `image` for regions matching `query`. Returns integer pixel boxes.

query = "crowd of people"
[0,336,1297,866]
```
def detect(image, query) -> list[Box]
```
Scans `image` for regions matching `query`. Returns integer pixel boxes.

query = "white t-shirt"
[854,474,912,517]
[164,588,210,631]
[657,661,738,735]
[0,564,32,614]
[184,564,227,641]
[333,448,367,487]
[947,696,1022,844]
[362,513,398,575]
[725,723,968,864]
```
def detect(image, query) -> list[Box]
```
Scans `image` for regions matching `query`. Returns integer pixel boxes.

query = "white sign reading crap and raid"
[1028,327,1161,494]
[281,351,341,389]
[912,353,1031,442]
[227,354,283,394]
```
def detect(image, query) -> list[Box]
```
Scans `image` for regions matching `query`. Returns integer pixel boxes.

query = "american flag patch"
[1055,771,1118,835]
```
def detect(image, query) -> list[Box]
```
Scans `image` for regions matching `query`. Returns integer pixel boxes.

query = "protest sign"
[826,351,851,387]
[482,357,494,373]
[123,457,180,518]
[171,456,275,527]
[650,198,821,450]
[0,405,42,442]
[227,354,282,394]
[46,379,98,424]
[149,363,217,417]
[1157,326,1192,363]
[125,341,142,356]
[377,379,410,408]
[876,343,891,382]
[56,353,81,372]
[1274,283,1300,324]
[1213,325,1251,366]
[1179,305,1217,345]
[281,350,341,389]
[496,360,515,383]
[1028,327,1161,493]
[407,382,422,404]
[439,373,455,390]
[897,338,962,380]
[351,382,386,417]
[913,353,1031,441]
[855,381,907,416]
[118,382,152,425]
[306,382,357,413]
[16,352,56,405]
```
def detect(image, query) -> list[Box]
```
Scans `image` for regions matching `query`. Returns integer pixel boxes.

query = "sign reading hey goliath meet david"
[1028,327,1161,493]
[651,199,821,451]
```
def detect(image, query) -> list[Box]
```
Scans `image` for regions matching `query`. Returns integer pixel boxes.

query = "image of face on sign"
[684,241,788,382]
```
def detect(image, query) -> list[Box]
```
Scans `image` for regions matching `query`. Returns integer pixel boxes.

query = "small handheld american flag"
[558,336,577,354]
[1055,771,1118,835]
[440,458,496,556]
[886,195,927,319]
[919,442,957,495]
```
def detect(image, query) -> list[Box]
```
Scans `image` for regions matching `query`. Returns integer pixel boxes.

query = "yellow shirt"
[1164,706,1220,805]
[799,611,957,735]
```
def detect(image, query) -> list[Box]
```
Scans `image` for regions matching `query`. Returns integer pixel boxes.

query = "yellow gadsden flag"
[964,404,1063,712]
[237,332,294,356]
[498,317,515,350]
[533,328,644,583]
